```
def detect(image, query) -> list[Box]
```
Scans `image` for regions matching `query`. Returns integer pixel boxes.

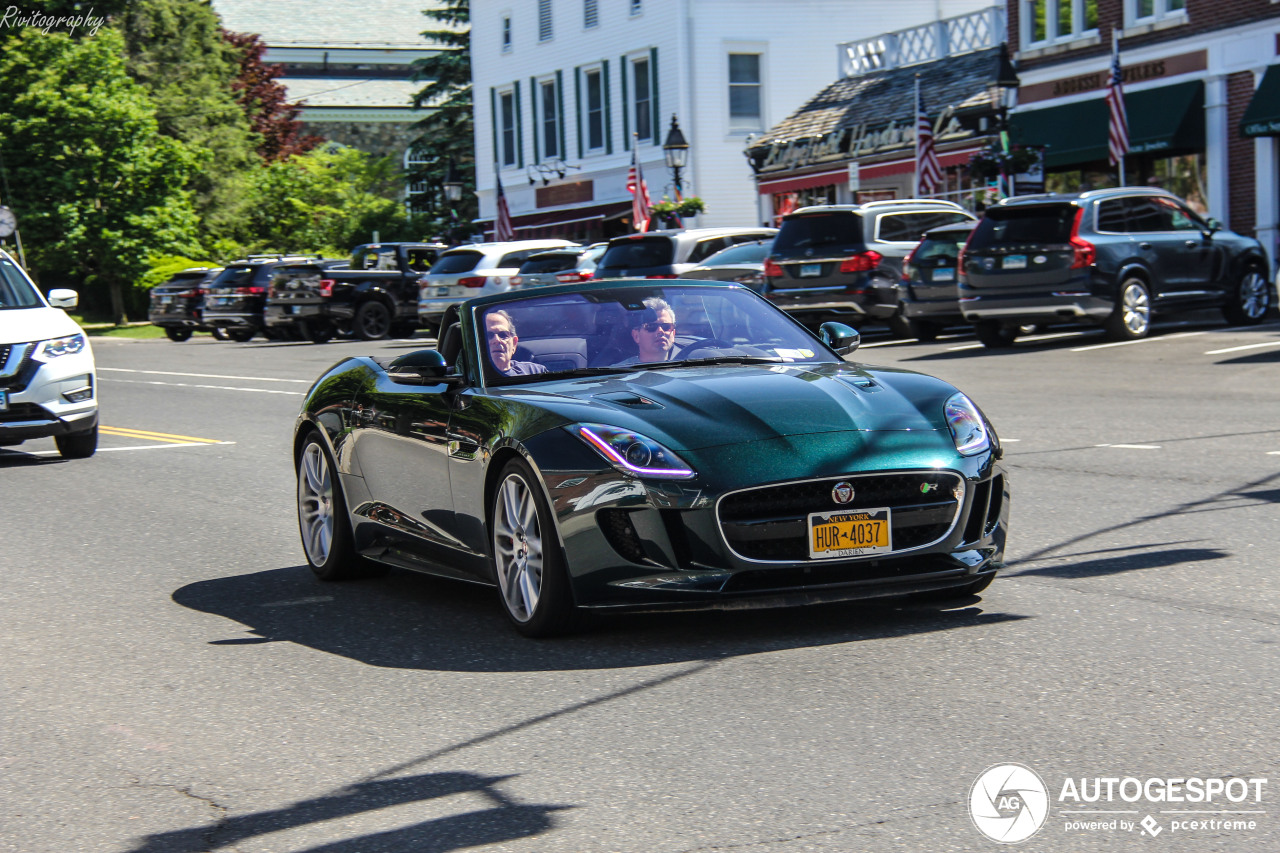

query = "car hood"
[499,361,959,452]
[0,306,84,345]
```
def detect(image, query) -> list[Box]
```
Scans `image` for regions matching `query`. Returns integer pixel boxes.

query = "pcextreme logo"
[969,764,1268,843]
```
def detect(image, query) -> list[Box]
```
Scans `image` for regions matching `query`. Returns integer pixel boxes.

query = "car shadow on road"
[172,566,1026,673]
[1003,545,1229,580]
[125,770,568,853]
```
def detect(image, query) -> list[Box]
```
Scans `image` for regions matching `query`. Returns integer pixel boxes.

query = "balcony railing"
[838,6,1005,77]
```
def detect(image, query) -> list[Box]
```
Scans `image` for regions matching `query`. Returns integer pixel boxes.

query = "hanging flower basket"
[649,196,705,226]
[968,146,1041,181]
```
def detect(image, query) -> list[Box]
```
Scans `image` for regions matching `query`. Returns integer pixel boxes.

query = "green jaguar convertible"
[294,279,1008,636]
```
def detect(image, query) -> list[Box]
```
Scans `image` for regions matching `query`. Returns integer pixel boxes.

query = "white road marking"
[1267,451,1280,456]
[98,367,310,384]
[1204,340,1280,355]
[947,342,986,351]
[1071,331,1205,352]
[100,377,304,396]
[1096,443,1161,450]
[1015,331,1088,342]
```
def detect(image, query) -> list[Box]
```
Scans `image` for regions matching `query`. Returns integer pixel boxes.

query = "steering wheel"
[678,338,738,358]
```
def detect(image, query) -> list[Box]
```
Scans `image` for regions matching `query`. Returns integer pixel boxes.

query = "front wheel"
[55,425,98,459]
[974,321,1018,348]
[354,301,392,340]
[1106,276,1151,340]
[227,328,255,343]
[490,459,577,637]
[297,434,385,580]
[164,327,192,342]
[1222,266,1272,325]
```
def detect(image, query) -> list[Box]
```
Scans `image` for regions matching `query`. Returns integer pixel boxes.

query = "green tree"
[0,29,200,322]
[237,144,419,255]
[118,0,259,244]
[409,0,476,240]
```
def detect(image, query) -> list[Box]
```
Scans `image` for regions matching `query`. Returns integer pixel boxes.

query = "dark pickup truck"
[264,242,446,341]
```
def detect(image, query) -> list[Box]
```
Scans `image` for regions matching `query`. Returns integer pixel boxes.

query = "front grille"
[0,403,53,424]
[718,472,962,562]
[0,343,35,391]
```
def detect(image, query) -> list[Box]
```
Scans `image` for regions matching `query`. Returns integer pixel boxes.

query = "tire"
[55,425,98,459]
[490,459,577,637]
[1222,266,1272,326]
[296,433,386,581]
[1105,276,1151,341]
[890,311,940,342]
[164,327,193,343]
[353,301,392,341]
[227,328,254,343]
[974,321,1019,348]
[211,327,230,341]
[301,321,334,344]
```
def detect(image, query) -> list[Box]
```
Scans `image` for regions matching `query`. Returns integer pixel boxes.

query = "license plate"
[436,287,450,296]
[932,267,955,281]
[1002,255,1027,270]
[213,297,231,306]
[158,295,173,304]
[808,507,892,559]
[286,305,298,315]
[0,389,7,413]
[799,263,823,278]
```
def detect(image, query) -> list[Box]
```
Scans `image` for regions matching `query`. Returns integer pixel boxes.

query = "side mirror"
[819,322,860,356]
[47,288,79,310]
[1205,218,1223,235]
[387,349,463,385]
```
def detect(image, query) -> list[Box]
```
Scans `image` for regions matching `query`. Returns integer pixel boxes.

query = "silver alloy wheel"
[1120,279,1151,336]
[1240,270,1269,320]
[298,442,334,566]
[493,473,543,622]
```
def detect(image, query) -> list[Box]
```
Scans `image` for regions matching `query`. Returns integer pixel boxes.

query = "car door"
[1126,196,1212,302]
[348,368,474,574]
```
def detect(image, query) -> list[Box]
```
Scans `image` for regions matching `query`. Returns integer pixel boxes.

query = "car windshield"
[0,255,44,309]
[429,251,483,275]
[476,284,837,384]
[699,241,771,267]
[598,238,675,269]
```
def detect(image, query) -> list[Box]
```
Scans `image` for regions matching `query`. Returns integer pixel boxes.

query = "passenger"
[615,298,677,365]
[486,310,549,376]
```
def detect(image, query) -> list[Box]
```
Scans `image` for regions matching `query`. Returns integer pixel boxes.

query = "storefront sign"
[1019,50,1207,104]
[536,180,593,208]
[759,107,971,173]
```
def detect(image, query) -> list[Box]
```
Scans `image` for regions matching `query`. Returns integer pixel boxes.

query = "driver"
[486,310,549,376]
[615,298,677,365]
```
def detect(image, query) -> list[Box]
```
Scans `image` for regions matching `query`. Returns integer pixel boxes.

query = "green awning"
[1011,80,1205,168]
[1241,65,1280,137]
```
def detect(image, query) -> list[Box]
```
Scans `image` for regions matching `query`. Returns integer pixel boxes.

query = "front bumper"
[0,344,98,445]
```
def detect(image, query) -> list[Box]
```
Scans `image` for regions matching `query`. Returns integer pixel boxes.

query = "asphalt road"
[3,314,1279,852]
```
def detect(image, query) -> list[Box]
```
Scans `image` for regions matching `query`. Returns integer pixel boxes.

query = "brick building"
[1006,0,1280,268]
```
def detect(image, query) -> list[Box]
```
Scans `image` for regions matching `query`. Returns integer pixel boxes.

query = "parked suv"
[594,227,777,280]
[764,200,975,327]
[147,266,224,342]
[895,221,977,341]
[203,255,329,342]
[0,249,98,458]
[510,243,608,288]
[417,239,579,332]
[958,188,1273,347]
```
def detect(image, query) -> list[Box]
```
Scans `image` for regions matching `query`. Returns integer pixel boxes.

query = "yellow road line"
[99,426,225,444]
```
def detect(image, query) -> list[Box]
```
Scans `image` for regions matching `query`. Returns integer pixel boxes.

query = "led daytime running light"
[577,426,694,479]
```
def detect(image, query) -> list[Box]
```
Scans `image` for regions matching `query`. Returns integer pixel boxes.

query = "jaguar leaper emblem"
[831,481,855,504]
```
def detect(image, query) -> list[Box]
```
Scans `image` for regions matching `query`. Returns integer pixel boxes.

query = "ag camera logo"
[969,763,1050,843]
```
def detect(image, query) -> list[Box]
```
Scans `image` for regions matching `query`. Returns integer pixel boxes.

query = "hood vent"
[593,391,663,409]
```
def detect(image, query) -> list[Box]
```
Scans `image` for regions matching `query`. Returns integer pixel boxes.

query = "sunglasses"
[641,322,675,333]
[486,330,514,341]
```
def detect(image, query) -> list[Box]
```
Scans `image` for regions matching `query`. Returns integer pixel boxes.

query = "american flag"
[627,144,651,232]
[494,171,515,241]
[1105,30,1129,168]
[915,84,943,196]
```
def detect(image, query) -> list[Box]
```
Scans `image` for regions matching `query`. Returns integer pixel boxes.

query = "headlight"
[39,333,86,359]
[944,393,991,455]
[571,424,695,479]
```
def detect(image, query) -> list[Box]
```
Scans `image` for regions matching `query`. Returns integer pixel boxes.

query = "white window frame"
[501,14,512,52]
[726,47,765,134]
[538,0,553,42]
[1124,0,1187,26]
[499,88,518,167]
[583,66,605,153]
[1021,0,1099,48]
[629,0,642,16]
[539,77,560,161]
[631,55,653,143]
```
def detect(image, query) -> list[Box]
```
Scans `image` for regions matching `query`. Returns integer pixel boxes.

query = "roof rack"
[859,198,966,210]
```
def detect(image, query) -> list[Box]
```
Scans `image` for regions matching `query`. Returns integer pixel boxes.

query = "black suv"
[959,188,1273,347]
[764,200,975,328]
[594,227,777,279]
[203,255,328,342]
[896,220,977,341]
[147,266,223,342]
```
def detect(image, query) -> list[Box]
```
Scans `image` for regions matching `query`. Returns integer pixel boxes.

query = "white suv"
[417,239,578,331]
[0,249,98,458]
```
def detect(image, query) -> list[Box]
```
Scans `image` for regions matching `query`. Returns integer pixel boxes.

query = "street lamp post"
[989,43,1021,199]
[442,160,464,243]
[662,115,690,198]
